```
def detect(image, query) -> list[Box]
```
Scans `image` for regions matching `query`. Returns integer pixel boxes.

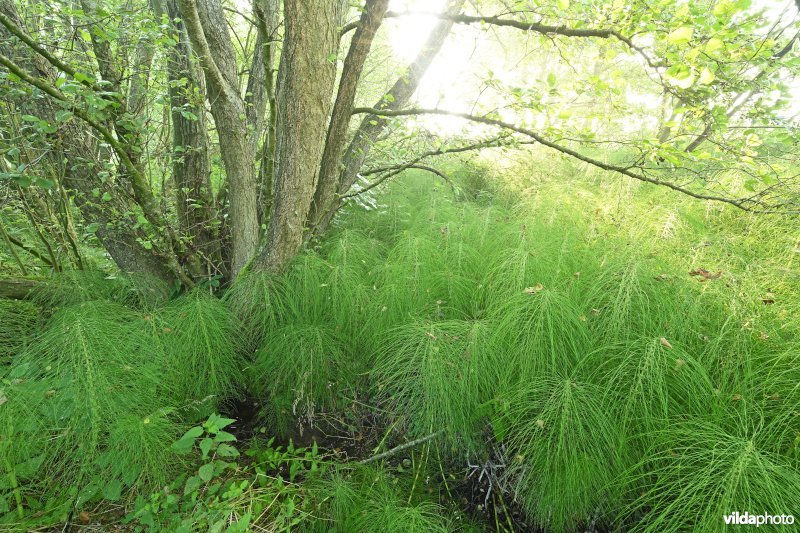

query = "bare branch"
[351,106,762,210]
[361,135,519,176]
[383,10,662,68]
[359,431,443,464]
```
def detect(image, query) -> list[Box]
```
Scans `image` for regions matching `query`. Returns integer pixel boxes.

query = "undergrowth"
[1,166,799,531]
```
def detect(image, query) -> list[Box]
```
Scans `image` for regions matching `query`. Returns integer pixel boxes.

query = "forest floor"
[3,164,800,532]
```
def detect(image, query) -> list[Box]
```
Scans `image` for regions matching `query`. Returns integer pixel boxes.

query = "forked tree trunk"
[178,0,260,278]
[310,0,465,235]
[253,0,345,273]
[307,0,390,229]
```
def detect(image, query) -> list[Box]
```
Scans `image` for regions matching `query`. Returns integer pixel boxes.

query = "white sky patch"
[386,0,478,135]
[383,0,800,134]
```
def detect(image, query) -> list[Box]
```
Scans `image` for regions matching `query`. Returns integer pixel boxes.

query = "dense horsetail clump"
[1,172,799,531]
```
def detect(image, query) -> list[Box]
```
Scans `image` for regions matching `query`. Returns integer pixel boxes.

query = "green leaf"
[214,431,237,443]
[547,72,557,87]
[216,444,239,458]
[184,475,202,495]
[667,26,693,45]
[665,64,694,88]
[705,38,724,53]
[103,479,123,501]
[699,67,715,85]
[74,72,94,84]
[172,426,203,453]
[85,222,100,234]
[34,177,55,189]
[55,110,74,122]
[199,437,213,458]
[198,462,214,482]
[101,192,112,201]
[557,0,569,9]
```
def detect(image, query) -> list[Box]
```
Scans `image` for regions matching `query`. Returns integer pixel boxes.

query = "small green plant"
[619,419,800,532]
[374,319,498,450]
[158,290,241,405]
[249,323,352,434]
[128,414,244,532]
[127,415,322,532]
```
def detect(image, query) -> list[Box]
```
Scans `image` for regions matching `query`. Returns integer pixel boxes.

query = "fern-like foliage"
[308,464,453,532]
[492,288,589,380]
[249,323,351,434]
[158,290,241,405]
[2,301,183,508]
[0,299,38,363]
[374,319,498,450]
[224,271,286,354]
[501,372,627,532]
[29,270,163,309]
[585,337,715,442]
[621,419,800,532]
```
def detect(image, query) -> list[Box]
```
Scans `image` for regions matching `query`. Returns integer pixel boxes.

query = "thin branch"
[406,164,454,188]
[5,231,54,266]
[359,430,443,464]
[360,135,517,176]
[383,10,662,68]
[351,106,759,210]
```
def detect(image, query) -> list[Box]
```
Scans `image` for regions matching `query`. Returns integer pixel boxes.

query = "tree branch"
[351,107,756,209]
[177,0,237,102]
[383,10,662,68]
[358,430,443,464]
[5,233,53,266]
[360,135,519,177]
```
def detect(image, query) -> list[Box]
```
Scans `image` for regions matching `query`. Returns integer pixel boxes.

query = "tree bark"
[254,0,345,273]
[310,0,464,235]
[178,0,259,278]
[306,0,389,230]
[161,0,220,276]
[253,0,280,227]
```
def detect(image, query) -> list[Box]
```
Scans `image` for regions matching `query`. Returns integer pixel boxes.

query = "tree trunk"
[161,0,221,277]
[178,0,260,278]
[254,0,345,273]
[307,0,389,230]
[254,0,280,227]
[312,0,465,235]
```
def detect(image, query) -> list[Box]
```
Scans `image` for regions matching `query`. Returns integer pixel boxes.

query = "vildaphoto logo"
[723,512,795,527]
